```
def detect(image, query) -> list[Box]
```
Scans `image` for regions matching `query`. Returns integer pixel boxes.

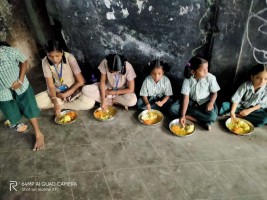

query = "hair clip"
[187,63,191,67]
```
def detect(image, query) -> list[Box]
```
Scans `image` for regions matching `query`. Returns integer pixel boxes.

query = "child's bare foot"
[33,132,44,151]
[204,123,211,131]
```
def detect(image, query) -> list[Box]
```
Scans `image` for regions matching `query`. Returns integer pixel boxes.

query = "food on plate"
[228,119,251,134]
[67,111,76,119]
[94,108,116,120]
[170,124,194,136]
[59,111,76,124]
[141,111,162,125]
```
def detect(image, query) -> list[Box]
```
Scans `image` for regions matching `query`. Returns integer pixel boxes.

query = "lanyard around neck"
[114,73,120,90]
[53,61,63,83]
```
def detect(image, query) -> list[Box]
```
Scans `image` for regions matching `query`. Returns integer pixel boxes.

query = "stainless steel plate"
[55,110,77,125]
[93,106,118,122]
[138,109,164,126]
[169,119,195,137]
[225,117,254,135]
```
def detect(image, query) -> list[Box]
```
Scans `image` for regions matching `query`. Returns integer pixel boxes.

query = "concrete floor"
[0,105,266,200]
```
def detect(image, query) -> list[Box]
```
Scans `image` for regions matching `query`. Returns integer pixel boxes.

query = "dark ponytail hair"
[145,59,171,74]
[250,64,267,76]
[44,39,66,65]
[0,41,10,47]
[105,54,127,75]
[184,56,208,79]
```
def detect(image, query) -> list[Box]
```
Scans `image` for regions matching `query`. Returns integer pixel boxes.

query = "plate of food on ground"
[169,119,195,137]
[138,109,164,126]
[55,110,77,125]
[225,117,254,135]
[94,105,118,122]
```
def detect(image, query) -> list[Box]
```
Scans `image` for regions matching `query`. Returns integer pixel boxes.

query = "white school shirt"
[140,75,173,98]
[181,73,220,105]
[231,81,267,109]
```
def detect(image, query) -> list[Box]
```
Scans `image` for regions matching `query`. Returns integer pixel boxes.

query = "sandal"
[4,120,28,133]
[16,123,29,133]
[4,120,16,128]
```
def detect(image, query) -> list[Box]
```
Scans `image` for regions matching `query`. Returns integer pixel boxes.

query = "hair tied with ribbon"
[187,63,191,67]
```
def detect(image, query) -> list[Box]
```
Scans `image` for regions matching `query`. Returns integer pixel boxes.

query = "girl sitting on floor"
[137,59,173,112]
[169,56,220,130]
[219,64,267,127]
[35,39,95,116]
[82,54,137,110]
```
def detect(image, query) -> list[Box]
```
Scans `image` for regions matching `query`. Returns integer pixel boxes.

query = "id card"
[56,85,68,93]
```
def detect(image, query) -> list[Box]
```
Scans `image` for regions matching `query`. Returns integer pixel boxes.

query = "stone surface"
[0,107,266,199]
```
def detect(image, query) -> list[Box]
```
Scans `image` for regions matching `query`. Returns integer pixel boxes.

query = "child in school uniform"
[0,42,44,151]
[219,64,267,127]
[35,40,95,116]
[169,56,220,130]
[137,59,173,112]
[82,54,137,110]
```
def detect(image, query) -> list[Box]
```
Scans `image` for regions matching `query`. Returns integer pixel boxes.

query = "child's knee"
[137,98,145,109]
[82,85,98,95]
[79,95,95,109]
[169,101,180,116]
[254,117,267,127]
[123,94,137,107]
[219,102,231,115]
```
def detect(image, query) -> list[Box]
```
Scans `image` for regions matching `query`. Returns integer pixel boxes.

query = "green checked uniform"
[169,73,220,125]
[137,75,173,112]
[219,81,267,127]
[0,46,40,124]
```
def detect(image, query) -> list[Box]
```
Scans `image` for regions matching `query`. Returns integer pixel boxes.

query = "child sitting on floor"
[82,54,137,110]
[137,59,173,112]
[219,64,267,127]
[169,56,220,130]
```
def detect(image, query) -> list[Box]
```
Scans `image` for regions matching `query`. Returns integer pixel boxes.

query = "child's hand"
[239,109,251,117]
[54,104,61,116]
[57,92,66,100]
[101,100,108,111]
[146,103,151,110]
[11,80,22,90]
[156,101,164,107]
[230,112,236,120]
[105,89,113,95]
[180,116,186,127]
[206,102,214,111]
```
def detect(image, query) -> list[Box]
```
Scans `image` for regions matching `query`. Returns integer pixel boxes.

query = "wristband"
[17,79,23,85]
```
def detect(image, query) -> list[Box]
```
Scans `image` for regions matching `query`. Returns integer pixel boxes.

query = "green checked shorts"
[0,86,40,124]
